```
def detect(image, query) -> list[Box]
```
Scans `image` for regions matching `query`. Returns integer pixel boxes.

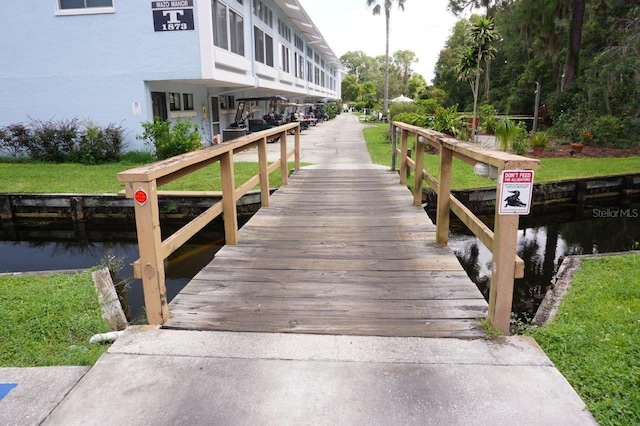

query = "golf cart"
[226,96,288,143]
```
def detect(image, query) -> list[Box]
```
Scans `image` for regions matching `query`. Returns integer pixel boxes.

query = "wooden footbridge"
[118,118,539,336]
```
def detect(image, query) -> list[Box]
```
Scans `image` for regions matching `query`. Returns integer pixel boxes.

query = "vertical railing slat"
[436,145,452,246]
[130,180,169,324]
[258,137,270,207]
[220,151,238,245]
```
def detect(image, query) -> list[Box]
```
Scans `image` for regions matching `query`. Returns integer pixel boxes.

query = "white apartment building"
[0,0,342,150]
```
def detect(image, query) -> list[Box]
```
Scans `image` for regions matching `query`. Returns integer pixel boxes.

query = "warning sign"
[498,170,534,215]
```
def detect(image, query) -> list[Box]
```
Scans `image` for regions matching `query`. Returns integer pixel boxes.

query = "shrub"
[0,123,30,159]
[76,122,126,164]
[137,117,202,160]
[433,105,465,138]
[393,112,428,127]
[27,117,80,162]
[389,103,420,120]
[592,115,623,147]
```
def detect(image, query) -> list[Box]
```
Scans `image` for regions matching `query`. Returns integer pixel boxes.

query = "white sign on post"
[498,170,534,215]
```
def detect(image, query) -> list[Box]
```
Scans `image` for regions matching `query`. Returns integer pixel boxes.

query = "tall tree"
[457,16,499,142]
[393,50,418,86]
[366,0,406,116]
[561,0,585,89]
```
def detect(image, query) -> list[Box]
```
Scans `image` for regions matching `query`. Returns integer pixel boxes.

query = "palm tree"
[457,16,498,143]
[366,0,406,117]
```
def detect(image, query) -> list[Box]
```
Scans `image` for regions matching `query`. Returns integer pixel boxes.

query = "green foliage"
[75,122,125,164]
[0,123,30,159]
[592,115,623,147]
[0,120,126,163]
[0,272,110,367]
[529,253,640,425]
[494,117,519,151]
[137,117,202,160]
[118,150,156,165]
[393,112,429,127]
[433,104,466,138]
[528,131,549,148]
[27,117,80,162]
[389,103,420,120]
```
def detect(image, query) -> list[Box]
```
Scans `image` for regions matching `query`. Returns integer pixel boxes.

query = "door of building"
[151,92,168,120]
[210,96,221,143]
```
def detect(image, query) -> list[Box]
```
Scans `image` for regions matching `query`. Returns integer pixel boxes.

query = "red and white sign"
[134,188,148,206]
[499,170,534,215]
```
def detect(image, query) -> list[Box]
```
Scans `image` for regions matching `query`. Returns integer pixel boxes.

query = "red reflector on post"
[134,188,148,206]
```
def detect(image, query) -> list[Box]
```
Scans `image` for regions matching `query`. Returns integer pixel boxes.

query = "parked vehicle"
[226,96,289,143]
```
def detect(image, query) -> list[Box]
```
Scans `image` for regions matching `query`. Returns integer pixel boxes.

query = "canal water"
[1,200,638,324]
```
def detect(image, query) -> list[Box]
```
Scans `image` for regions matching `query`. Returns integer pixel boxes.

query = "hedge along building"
[0,0,342,151]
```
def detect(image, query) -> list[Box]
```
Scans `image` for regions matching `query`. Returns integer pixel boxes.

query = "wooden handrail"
[117,123,300,324]
[392,121,540,334]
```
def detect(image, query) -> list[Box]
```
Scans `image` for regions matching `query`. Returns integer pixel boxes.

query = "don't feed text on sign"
[499,170,534,215]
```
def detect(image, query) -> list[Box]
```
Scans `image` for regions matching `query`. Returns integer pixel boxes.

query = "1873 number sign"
[152,0,195,32]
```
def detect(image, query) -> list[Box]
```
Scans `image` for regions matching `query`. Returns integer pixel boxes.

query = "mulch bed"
[531,144,640,158]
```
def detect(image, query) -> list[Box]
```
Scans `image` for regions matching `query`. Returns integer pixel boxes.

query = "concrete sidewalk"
[1,114,595,425]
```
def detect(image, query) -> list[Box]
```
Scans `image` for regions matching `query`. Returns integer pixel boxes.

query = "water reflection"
[441,201,640,320]
[0,221,227,323]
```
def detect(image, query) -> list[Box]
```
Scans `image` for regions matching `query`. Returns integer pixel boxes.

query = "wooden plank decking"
[164,167,488,338]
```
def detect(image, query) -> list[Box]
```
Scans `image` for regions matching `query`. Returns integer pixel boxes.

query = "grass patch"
[528,253,640,425]
[0,272,111,367]
[363,123,640,189]
[0,161,300,193]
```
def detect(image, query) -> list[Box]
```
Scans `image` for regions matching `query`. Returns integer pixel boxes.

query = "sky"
[297,0,465,84]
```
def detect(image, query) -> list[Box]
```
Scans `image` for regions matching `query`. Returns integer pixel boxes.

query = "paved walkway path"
[2,114,595,425]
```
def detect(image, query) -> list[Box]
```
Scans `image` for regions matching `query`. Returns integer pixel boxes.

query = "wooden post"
[488,181,520,334]
[220,151,238,245]
[130,180,169,325]
[391,124,397,171]
[436,146,452,246]
[413,141,425,206]
[294,125,301,171]
[280,130,288,186]
[258,137,270,207]
[399,129,409,185]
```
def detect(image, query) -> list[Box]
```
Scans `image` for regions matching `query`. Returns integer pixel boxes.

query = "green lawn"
[0,272,110,367]
[529,253,640,425]
[0,161,297,193]
[363,123,640,190]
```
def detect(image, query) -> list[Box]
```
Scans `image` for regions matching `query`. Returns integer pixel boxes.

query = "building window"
[213,1,244,56]
[229,9,244,55]
[295,52,304,79]
[169,93,181,111]
[183,94,194,111]
[307,46,312,58]
[281,45,290,73]
[254,27,273,67]
[278,19,291,42]
[314,67,320,85]
[59,0,113,9]
[307,61,313,83]
[253,0,272,27]
[294,34,304,52]
[213,1,228,49]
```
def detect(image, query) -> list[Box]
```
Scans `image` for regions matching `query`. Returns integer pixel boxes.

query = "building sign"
[152,0,194,32]
[498,170,534,215]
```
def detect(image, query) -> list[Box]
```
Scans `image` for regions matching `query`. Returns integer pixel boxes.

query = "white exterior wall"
[0,0,341,151]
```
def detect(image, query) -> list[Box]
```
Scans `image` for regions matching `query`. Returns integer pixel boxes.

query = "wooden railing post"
[399,129,409,185]
[258,137,270,207]
[436,145,452,246]
[220,151,238,245]
[280,130,288,185]
[294,126,301,171]
[413,140,425,206]
[391,124,398,171]
[129,180,169,325]
[488,180,520,333]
